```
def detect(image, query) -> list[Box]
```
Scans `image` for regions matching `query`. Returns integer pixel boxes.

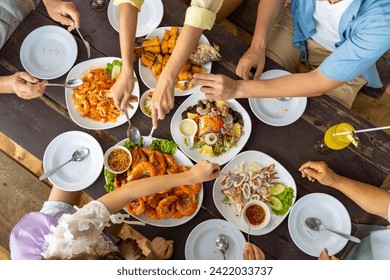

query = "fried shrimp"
[127,162,157,182]
[142,148,167,176]
[156,195,178,219]
[163,154,180,174]
[125,198,145,216]
[131,146,148,169]
[176,194,198,216]
[145,206,160,220]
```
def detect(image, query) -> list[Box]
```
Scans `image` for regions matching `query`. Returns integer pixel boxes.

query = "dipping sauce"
[245,204,266,226]
[107,148,131,172]
[179,119,197,137]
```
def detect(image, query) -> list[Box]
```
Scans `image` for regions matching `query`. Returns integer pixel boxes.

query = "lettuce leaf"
[271,187,294,216]
[103,169,115,192]
[106,60,122,75]
[150,139,178,154]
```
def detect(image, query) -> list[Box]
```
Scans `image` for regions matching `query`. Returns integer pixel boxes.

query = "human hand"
[192,73,238,100]
[189,160,220,183]
[118,238,144,260]
[236,47,266,80]
[43,0,80,31]
[318,248,339,260]
[242,243,265,260]
[109,71,138,111]
[298,161,340,187]
[150,236,173,260]
[150,78,175,128]
[8,72,46,99]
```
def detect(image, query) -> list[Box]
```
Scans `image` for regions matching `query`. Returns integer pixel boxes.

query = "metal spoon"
[305,217,361,243]
[277,97,291,101]
[45,79,83,89]
[39,147,89,180]
[124,108,140,144]
[216,234,229,260]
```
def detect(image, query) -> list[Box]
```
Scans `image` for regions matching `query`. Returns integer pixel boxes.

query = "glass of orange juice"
[314,123,355,154]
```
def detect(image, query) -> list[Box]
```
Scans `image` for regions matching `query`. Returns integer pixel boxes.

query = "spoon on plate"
[45,79,83,89]
[305,217,361,243]
[124,108,141,144]
[39,147,89,181]
[277,97,291,101]
[216,234,229,260]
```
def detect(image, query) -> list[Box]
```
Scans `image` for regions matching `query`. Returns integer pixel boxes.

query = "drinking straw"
[333,125,390,136]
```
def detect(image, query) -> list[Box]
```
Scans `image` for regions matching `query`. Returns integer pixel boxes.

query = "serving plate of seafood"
[212,150,296,235]
[249,70,307,126]
[103,138,203,227]
[64,57,140,130]
[107,0,164,37]
[137,26,220,96]
[170,91,252,165]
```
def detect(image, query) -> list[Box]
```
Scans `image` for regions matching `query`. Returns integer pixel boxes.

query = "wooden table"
[1,0,389,260]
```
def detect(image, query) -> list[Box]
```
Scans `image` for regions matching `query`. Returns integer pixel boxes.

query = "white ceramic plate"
[170,91,252,165]
[249,70,307,126]
[42,131,104,191]
[105,138,203,227]
[107,0,164,38]
[64,57,140,130]
[185,219,246,260]
[20,25,77,80]
[213,150,297,235]
[139,26,212,96]
[288,193,351,257]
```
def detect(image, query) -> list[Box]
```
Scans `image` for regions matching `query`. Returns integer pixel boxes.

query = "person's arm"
[42,0,80,31]
[109,2,138,111]
[192,68,343,100]
[99,160,220,214]
[0,72,46,99]
[236,0,286,80]
[299,161,390,220]
[150,0,223,128]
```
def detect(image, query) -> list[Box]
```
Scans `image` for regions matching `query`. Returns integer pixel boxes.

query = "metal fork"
[75,28,90,59]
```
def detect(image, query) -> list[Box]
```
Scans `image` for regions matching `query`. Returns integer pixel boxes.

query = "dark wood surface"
[1,0,390,260]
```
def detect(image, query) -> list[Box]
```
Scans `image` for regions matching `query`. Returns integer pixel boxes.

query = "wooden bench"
[226,0,389,99]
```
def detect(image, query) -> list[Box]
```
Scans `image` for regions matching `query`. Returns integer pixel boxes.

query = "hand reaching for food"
[235,47,266,80]
[192,73,238,101]
[109,69,137,111]
[8,72,47,99]
[189,160,220,183]
[44,0,80,31]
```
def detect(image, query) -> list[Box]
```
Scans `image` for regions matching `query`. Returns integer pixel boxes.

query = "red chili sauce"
[107,149,130,172]
[245,204,266,226]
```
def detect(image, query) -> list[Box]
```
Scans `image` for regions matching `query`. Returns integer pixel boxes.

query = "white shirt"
[311,0,354,51]
[0,0,40,49]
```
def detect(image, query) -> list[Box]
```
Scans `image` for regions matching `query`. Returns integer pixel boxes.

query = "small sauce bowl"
[104,146,132,174]
[243,200,271,229]
[140,89,153,118]
[178,118,198,148]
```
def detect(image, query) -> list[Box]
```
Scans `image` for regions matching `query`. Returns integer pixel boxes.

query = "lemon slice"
[111,65,121,80]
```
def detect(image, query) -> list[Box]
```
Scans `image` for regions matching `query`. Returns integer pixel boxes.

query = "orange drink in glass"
[324,123,354,150]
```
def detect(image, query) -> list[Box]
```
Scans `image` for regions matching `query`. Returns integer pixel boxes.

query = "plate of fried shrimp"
[104,138,203,227]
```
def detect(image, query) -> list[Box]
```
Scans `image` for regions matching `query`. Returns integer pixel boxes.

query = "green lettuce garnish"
[104,169,115,192]
[106,60,122,75]
[270,187,295,216]
[150,139,178,154]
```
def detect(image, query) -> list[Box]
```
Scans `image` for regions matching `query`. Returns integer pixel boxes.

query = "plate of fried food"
[213,150,296,235]
[170,91,252,165]
[65,57,140,130]
[137,26,221,96]
[103,138,203,227]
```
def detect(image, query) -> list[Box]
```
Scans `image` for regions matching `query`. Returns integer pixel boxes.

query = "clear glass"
[314,123,355,154]
[90,0,109,11]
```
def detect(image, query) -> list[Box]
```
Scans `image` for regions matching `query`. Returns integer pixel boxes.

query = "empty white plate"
[20,25,77,80]
[249,70,307,126]
[107,0,164,37]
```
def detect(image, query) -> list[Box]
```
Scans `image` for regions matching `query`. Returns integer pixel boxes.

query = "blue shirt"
[291,0,390,88]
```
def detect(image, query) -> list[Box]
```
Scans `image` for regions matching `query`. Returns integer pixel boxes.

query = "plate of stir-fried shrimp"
[104,138,203,227]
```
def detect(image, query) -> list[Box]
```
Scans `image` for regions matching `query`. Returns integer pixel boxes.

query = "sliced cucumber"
[269,196,283,211]
[270,183,286,196]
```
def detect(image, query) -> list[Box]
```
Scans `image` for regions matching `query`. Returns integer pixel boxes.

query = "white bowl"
[242,200,271,230]
[104,146,132,174]
[140,89,154,118]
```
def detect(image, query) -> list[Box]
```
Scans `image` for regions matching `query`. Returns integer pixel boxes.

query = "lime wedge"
[269,196,283,211]
[270,183,286,196]
[111,65,121,79]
